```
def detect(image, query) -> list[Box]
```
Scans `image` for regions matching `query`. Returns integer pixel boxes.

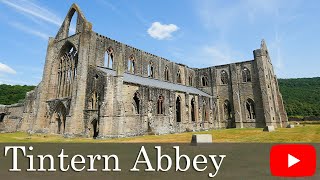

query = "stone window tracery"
[246,99,255,119]
[202,76,208,87]
[91,92,98,110]
[105,47,114,69]
[57,43,78,98]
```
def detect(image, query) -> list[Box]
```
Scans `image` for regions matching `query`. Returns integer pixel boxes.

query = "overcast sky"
[0,0,319,85]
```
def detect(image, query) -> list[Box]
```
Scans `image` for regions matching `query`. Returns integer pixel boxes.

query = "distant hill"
[278,77,320,118]
[0,78,319,119]
[0,84,35,105]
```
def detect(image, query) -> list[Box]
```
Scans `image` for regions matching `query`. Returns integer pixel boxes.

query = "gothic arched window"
[221,70,229,85]
[176,96,181,122]
[202,76,208,87]
[148,62,154,78]
[224,100,232,120]
[246,99,255,119]
[157,96,164,114]
[57,42,78,98]
[105,47,114,69]
[133,92,140,114]
[177,70,182,83]
[127,55,135,74]
[164,66,169,81]
[242,67,251,82]
[191,98,195,122]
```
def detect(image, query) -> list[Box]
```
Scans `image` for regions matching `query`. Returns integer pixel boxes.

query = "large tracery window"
[221,70,229,85]
[242,67,251,82]
[57,43,78,98]
[105,47,114,69]
[246,99,255,119]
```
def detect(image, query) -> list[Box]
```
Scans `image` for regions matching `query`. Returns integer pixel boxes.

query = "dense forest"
[0,84,35,105]
[278,77,320,118]
[0,77,319,118]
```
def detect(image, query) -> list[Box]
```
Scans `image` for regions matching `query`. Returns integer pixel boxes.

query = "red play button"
[270,144,316,177]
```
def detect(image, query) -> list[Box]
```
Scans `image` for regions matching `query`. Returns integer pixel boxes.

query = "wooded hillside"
[0,84,35,105]
[278,77,320,118]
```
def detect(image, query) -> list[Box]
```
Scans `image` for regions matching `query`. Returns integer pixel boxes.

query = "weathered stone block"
[191,134,212,144]
[263,126,275,132]
[286,124,295,128]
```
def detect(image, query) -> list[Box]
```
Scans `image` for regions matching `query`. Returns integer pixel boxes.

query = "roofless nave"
[0,4,288,138]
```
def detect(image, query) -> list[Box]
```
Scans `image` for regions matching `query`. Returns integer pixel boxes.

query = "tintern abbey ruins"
[0,4,288,138]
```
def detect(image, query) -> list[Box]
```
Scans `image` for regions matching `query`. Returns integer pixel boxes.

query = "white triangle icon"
[288,154,300,168]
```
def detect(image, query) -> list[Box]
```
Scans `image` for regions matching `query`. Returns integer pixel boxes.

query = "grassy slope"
[1,124,320,143]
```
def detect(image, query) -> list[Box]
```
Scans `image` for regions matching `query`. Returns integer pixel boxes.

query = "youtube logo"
[270,144,316,177]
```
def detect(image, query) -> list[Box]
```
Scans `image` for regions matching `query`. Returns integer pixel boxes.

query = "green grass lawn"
[0,124,320,143]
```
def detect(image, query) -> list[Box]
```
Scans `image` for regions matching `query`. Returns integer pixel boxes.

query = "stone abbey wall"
[0,4,288,138]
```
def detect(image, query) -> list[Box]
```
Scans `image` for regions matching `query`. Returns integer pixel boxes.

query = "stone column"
[98,76,114,138]
[230,64,243,128]
[111,44,125,137]
[33,38,55,132]
[65,32,91,136]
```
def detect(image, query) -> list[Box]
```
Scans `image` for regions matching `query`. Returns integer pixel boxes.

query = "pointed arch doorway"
[53,102,67,134]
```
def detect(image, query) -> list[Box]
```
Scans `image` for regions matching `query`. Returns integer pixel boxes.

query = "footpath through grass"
[0,124,320,143]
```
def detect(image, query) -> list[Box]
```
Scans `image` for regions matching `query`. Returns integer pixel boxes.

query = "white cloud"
[0,0,75,34]
[9,22,49,40]
[147,22,179,40]
[0,0,62,26]
[0,62,16,74]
